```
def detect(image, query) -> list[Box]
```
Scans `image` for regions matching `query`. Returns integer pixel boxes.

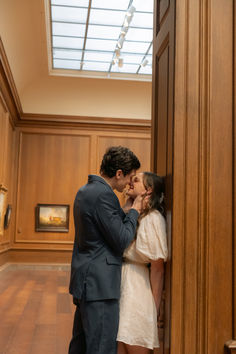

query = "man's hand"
[132,191,151,214]
[122,197,134,213]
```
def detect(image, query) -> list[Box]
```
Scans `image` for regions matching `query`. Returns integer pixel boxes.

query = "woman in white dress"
[117,172,168,354]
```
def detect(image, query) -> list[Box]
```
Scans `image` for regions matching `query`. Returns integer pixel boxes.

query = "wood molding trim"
[19,113,151,132]
[0,248,10,267]
[9,249,72,264]
[11,245,72,251]
[0,37,22,122]
[0,245,10,254]
[13,239,73,245]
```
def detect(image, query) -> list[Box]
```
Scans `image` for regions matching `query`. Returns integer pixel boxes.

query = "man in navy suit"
[68,146,143,354]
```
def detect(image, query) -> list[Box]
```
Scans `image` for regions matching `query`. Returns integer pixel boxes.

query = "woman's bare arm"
[150,259,164,314]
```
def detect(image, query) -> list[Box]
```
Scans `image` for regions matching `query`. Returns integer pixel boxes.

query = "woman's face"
[126,172,146,198]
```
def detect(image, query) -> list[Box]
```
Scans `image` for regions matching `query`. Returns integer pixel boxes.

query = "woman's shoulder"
[136,210,168,261]
[141,209,165,224]
[140,210,166,235]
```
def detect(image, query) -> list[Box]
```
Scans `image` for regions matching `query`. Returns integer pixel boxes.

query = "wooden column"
[152,0,235,353]
[151,1,175,353]
[171,0,234,353]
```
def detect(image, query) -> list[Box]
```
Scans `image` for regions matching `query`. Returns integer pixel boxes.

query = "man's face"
[114,169,136,193]
[126,172,146,198]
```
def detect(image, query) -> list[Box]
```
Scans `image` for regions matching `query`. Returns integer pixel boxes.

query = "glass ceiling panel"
[121,54,145,64]
[51,6,88,23]
[53,36,84,49]
[54,59,81,70]
[82,61,110,71]
[131,13,153,28]
[52,22,86,37]
[87,25,120,40]
[52,0,89,6]
[85,38,116,51]
[121,41,150,54]
[84,51,114,62]
[89,9,125,26]
[146,54,152,63]
[125,28,153,42]
[148,45,153,54]
[111,63,139,74]
[139,65,152,75]
[50,0,153,78]
[91,0,130,11]
[132,0,153,13]
[53,49,83,60]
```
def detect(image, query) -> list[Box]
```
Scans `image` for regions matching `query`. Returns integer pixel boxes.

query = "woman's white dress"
[117,210,168,349]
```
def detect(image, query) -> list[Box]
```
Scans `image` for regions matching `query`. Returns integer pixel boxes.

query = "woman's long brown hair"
[139,172,166,220]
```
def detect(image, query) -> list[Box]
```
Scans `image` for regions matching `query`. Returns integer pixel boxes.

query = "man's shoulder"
[75,175,115,203]
[81,176,112,193]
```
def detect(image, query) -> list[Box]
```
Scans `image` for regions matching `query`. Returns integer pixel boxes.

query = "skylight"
[49,0,153,80]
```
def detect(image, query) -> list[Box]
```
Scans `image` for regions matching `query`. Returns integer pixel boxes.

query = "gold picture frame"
[0,184,8,236]
[35,204,70,232]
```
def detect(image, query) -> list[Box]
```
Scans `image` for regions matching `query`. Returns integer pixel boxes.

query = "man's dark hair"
[100,146,140,178]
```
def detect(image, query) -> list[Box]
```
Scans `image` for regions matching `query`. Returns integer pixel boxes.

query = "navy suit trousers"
[68,298,119,354]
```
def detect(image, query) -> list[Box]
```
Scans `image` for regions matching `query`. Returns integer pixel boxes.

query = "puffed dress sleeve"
[135,210,168,261]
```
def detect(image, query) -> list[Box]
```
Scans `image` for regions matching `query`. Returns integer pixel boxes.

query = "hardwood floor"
[0,265,74,354]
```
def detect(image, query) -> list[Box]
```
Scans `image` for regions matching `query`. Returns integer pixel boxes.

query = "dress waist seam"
[123,259,149,267]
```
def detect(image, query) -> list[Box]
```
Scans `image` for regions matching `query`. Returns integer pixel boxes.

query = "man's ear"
[115,169,123,179]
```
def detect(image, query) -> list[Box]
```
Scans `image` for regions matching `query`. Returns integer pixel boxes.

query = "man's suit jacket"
[69,175,139,301]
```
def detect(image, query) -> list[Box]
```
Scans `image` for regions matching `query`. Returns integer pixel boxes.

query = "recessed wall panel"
[16,132,91,243]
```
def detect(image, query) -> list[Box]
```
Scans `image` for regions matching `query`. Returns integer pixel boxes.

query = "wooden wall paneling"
[181,0,201,353]
[160,0,170,24]
[198,1,209,352]
[234,0,236,342]
[173,0,234,353]
[90,133,98,174]
[96,133,151,172]
[0,100,4,182]
[0,100,7,183]
[15,130,91,246]
[0,96,17,256]
[208,0,233,352]
[9,249,72,264]
[172,0,205,343]
[173,0,200,353]
[0,38,21,124]
[0,249,10,266]
[12,127,151,255]
[156,43,168,176]
[2,114,14,248]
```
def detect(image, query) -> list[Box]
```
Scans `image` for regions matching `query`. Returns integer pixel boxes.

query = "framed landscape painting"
[0,185,8,236]
[35,204,70,232]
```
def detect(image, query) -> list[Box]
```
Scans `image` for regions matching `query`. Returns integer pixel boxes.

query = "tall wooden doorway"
[152,0,175,353]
